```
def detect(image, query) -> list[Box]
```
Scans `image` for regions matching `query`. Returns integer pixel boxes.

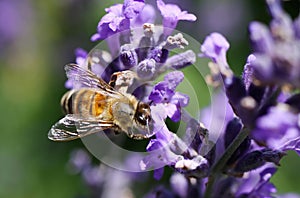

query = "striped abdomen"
[60,89,111,119]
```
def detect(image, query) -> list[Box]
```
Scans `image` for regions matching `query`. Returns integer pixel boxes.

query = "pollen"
[94,93,106,116]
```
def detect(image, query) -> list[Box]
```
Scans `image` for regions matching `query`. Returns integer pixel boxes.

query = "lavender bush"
[53,0,300,197]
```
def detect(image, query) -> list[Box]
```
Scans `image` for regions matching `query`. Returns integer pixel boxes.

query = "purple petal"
[294,15,300,39]
[132,4,156,26]
[146,139,163,151]
[149,81,174,103]
[279,136,300,156]
[90,33,101,42]
[94,23,113,41]
[249,21,273,53]
[75,48,88,66]
[64,79,73,89]
[157,0,181,17]
[123,0,145,19]
[68,149,91,173]
[200,32,230,71]
[164,71,184,90]
[155,125,174,143]
[170,173,188,197]
[251,53,274,81]
[105,4,123,16]
[177,12,197,21]
[236,165,277,197]
[157,0,196,35]
[165,103,181,122]
[267,0,294,40]
[153,167,164,180]
[170,92,189,107]
[252,104,300,148]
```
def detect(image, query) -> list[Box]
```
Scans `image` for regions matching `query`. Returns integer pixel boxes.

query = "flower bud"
[120,44,138,68]
[137,58,156,79]
[233,150,265,175]
[261,149,286,166]
[166,50,196,69]
[148,46,169,63]
[225,76,247,106]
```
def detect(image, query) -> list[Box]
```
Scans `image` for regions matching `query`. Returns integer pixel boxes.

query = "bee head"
[135,102,152,127]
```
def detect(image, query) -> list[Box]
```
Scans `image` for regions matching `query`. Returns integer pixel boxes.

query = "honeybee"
[48,63,154,141]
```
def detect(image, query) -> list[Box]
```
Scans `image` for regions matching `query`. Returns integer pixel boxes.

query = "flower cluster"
[60,0,300,197]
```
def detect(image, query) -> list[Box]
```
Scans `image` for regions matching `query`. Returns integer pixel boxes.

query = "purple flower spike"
[123,0,145,19]
[156,0,196,35]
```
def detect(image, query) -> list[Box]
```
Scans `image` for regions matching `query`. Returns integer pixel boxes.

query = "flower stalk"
[204,127,250,198]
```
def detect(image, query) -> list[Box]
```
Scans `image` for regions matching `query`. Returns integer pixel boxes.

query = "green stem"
[204,127,250,198]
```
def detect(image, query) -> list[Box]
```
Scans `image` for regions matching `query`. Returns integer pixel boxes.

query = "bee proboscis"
[48,63,154,141]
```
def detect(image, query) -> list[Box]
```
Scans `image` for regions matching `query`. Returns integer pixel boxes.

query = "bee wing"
[86,49,112,70]
[65,63,115,93]
[48,114,114,141]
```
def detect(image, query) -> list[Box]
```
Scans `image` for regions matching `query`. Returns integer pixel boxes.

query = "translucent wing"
[65,63,115,93]
[86,49,112,70]
[48,114,115,141]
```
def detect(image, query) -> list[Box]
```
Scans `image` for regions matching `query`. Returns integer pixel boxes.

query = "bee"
[48,63,154,141]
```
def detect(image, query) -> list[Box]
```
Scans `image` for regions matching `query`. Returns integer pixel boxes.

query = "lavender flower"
[252,103,300,155]
[149,71,189,122]
[53,0,300,197]
[235,165,277,197]
[0,0,32,55]
[197,1,300,197]
[122,0,145,19]
[91,4,130,41]
[140,124,209,180]
[68,149,137,198]
[131,4,156,27]
[156,0,197,35]
[200,32,231,75]
[249,0,300,87]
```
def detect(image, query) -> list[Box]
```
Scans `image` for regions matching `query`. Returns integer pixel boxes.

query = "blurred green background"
[0,0,299,197]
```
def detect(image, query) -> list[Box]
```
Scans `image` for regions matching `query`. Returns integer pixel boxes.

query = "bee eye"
[135,102,151,126]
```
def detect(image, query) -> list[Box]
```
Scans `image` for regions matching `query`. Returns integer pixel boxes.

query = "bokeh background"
[0,0,300,197]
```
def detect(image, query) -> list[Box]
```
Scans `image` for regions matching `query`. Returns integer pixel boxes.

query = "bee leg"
[111,126,123,136]
[126,132,147,140]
